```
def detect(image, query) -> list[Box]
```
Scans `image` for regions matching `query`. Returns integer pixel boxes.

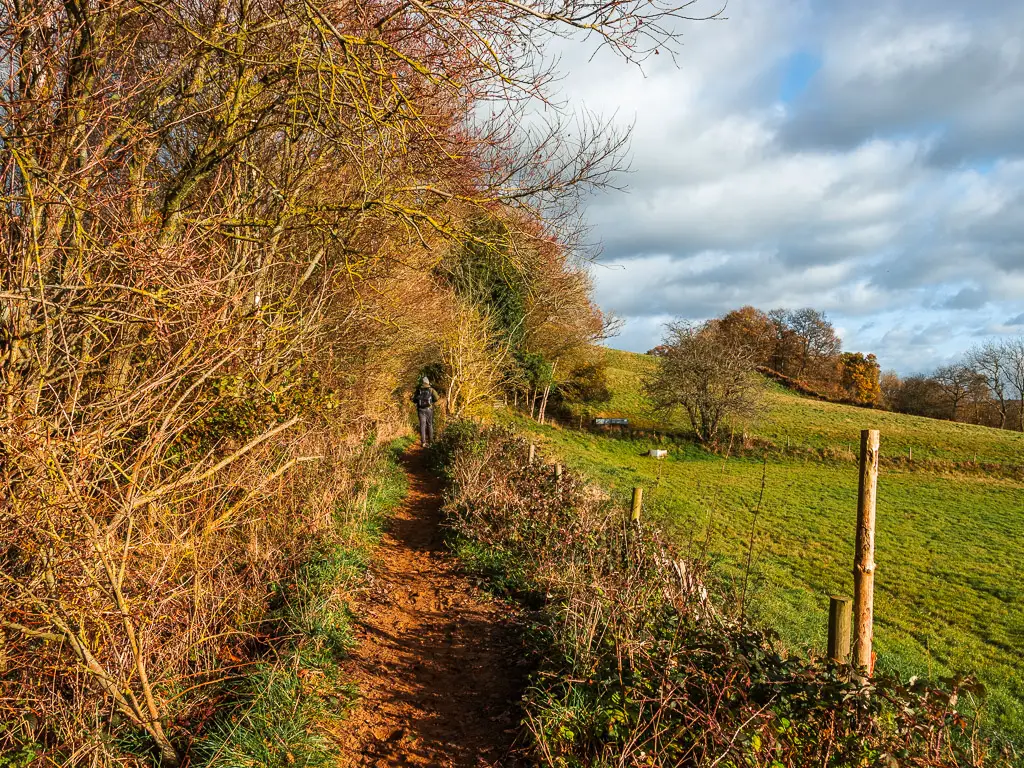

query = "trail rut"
[337,446,528,767]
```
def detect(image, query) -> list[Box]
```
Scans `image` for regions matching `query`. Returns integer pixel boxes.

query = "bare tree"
[891,374,946,418]
[787,308,842,380]
[645,320,765,446]
[968,341,1010,429]
[932,363,977,421]
[765,307,841,385]
[965,371,995,425]
[767,308,800,375]
[879,370,902,411]
[1003,339,1024,431]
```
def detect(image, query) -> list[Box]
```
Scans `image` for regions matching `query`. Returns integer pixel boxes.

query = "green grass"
[191,438,411,768]
[590,347,1024,464]
[518,348,1024,750]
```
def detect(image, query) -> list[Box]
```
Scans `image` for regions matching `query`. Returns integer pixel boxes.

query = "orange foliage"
[841,352,882,406]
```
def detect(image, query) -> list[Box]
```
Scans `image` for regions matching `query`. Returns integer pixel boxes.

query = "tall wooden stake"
[827,595,852,664]
[631,487,643,523]
[853,429,880,676]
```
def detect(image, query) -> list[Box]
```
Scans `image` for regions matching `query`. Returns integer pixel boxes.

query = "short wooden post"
[827,595,852,664]
[528,443,536,464]
[908,446,912,462]
[554,463,562,481]
[853,429,880,676]
[631,487,643,523]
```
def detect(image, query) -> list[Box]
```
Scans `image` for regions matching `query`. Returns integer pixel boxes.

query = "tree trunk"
[538,383,551,424]
[537,360,557,425]
[152,725,181,767]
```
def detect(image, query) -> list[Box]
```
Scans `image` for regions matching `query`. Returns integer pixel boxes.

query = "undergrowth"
[434,422,1016,767]
[189,438,411,768]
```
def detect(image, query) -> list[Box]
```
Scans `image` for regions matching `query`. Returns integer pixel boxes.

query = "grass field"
[584,348,1024,465]
[514,347,1024,749]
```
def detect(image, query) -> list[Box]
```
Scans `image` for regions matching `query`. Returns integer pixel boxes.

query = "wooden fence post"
[631,487,643,523]
[853,429,880,676]
[554,463,562,481]
[528,443,536,465]
[827,595,852,664]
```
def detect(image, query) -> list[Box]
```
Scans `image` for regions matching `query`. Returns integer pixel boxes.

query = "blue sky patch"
[778,50,821,104]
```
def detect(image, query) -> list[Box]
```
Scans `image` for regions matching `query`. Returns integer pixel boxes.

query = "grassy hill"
[514,347,1024,750]
[589,347,1024,464]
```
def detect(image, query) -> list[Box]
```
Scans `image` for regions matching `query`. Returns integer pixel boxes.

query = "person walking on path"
[412,377,440,446]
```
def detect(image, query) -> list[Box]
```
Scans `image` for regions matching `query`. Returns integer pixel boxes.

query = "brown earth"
[337,446,529,767]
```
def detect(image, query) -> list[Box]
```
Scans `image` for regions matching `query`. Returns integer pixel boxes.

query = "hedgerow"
[435,422,1014,767]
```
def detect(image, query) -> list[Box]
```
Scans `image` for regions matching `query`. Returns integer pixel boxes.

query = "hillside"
[514,346,1024,749]
[591,347,1024,464]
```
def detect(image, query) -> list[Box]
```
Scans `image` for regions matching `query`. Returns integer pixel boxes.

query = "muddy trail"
[337,446,529,767]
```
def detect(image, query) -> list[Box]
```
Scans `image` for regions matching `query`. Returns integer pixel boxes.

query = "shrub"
[647,321,766,446]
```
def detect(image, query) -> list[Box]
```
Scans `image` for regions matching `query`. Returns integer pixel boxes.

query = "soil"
[337,445,529,767]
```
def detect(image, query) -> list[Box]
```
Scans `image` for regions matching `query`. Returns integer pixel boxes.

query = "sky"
[556,0,1024,374]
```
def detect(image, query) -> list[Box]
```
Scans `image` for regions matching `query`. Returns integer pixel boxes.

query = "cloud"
[941,287,989,310]
[553,0,1024,372]
[779,2,1024,165]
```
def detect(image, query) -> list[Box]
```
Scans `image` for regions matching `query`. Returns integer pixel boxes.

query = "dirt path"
[337,446,528,767]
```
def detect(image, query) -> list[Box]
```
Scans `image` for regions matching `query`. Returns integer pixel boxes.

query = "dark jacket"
[412,386,439,410]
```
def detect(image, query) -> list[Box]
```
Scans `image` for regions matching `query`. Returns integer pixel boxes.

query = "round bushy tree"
[646,321,765,445]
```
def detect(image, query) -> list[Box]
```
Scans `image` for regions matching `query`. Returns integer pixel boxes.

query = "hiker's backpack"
[416,387,433,409]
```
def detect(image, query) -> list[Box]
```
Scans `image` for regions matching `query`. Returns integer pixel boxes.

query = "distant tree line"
[882,340,1024,430]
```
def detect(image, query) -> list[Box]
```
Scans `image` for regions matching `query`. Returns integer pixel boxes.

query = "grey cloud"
[605,314,677,353]
[592,257,746,319]
[777,2,1024,166]
[941,287,988,310]
[869,319,962,373]
[911,322,956,346]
